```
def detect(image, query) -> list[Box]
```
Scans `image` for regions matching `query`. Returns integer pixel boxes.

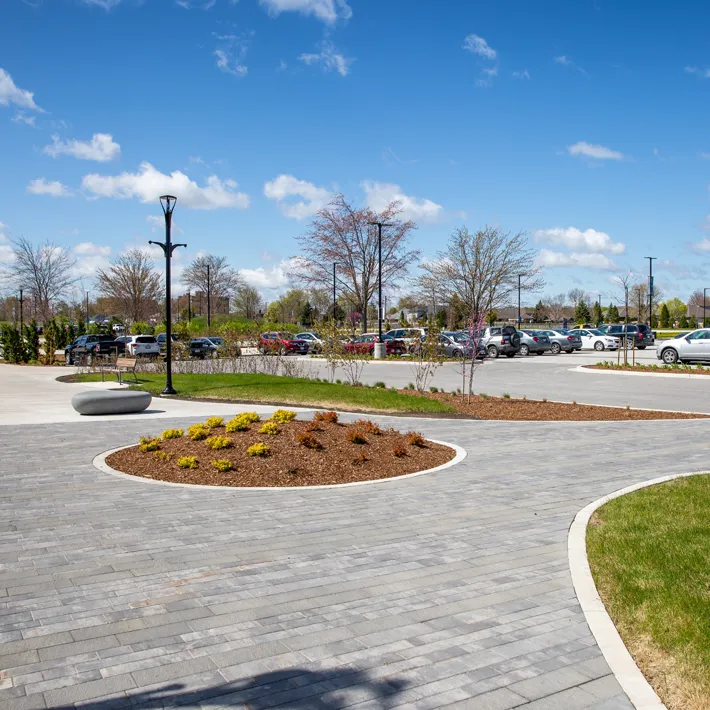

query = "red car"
[259,332,310,355]
[344,333,406,356]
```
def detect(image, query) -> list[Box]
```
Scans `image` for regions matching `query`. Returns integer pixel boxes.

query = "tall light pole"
[18,289,23,333]
[368,221,393,358]
[85,291,90,325]
[206,263,211,328]
[149,196,186,396]
[704,288,710,328]
[332,262,338,324]
[517,274,525,327]
[645,257,656,326]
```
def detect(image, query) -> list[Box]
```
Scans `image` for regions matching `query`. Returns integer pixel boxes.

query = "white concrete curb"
[93,438,466,491]
[572,365,710,380]
[568,471,707,710]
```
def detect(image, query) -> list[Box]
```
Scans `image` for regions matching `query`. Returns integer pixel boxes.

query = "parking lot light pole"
[517,274,524,327]
[332,262,338,324]
[149,196,186,396]
[704,288,710,327]
[368,221,393,358]
[645,256,656,326]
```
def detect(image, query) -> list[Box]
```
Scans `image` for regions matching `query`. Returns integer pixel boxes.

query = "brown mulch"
[586,364,710,376]
[107,419,456,487]
[402,391,709,421]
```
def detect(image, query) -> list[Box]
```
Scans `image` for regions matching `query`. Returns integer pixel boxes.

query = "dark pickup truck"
[65,334,125,365]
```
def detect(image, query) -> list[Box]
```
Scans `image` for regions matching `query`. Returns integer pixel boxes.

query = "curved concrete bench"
[72,390,152,416]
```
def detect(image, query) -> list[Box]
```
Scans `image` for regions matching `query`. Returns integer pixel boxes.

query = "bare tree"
[631,282,664,322]
[231,284,263,320]
[417,226,543,321]
[688,289,705,308]
[542,293,567,322]
[4,236,76,321]
[95,249,163,324]
[291,194,420,332]
[567,288,588,306]
[182,255,243,312]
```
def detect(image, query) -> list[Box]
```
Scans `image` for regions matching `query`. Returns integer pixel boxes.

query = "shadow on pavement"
[48,667,409,709]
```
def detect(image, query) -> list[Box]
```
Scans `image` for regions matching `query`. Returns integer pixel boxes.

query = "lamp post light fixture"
[368,221,394,358]
[149,195,186,396]
[645,257,656,326]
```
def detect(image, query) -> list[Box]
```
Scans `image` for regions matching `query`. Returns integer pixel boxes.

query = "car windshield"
[276,333,291,339]
[447,333,469,343]
[209,337,224,344]
[588,329,604,336]
[135,336,156,343]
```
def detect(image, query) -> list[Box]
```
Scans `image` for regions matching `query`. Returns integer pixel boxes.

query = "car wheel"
[452,349,463,359]
[487,345,499,359]
[662,348,679,364]
[594,341,605,351]
[550,342,561,354]
[519,344,530,356]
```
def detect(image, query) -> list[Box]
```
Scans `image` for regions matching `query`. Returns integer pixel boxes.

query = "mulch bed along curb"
[585,364,710,376]
[107,416,456,488]
[404,391,710,421]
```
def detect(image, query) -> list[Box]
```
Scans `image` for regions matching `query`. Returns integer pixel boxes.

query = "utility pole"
[704,288,709,328]
[368,221,393,358]
[645,257,656,327]
[517,274,524,327]
[206,263,211,328]
[85,291,90,324]
[332,262,337,324]
[18,289,24,333]
[187,291,191,322]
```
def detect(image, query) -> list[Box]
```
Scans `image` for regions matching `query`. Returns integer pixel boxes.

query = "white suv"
[384,328,428,353]
[115,335,160,358]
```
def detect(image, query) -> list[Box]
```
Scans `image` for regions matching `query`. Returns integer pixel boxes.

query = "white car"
[115,335,160,357]
[295,332,324,353]
[567,328,619,352]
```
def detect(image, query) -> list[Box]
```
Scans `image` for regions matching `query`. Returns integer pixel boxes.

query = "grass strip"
[587,474,710,709]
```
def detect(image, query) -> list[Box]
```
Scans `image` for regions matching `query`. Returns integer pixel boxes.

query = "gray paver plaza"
[1,370,707,709]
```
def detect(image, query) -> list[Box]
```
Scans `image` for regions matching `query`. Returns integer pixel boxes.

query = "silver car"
[295,332,324,353]
[538,329,582,354]
[518,330,552,356]
[656,328,710,364]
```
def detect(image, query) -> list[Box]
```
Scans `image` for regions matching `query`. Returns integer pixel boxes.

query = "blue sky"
[1,0,710,304]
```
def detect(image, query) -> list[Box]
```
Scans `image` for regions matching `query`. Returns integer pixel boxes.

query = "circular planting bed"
[105,410,458,487]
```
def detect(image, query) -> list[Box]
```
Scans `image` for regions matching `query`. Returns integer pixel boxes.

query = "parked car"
[411,331,485,359]
[259,332,310,355]
[65,334,125,365]
[345,333,407,356]
[384,327,428,352]
[188,337,218,359]
[518,330,552,356]
[295,332,324,353]
[566,328,619,351]
[204,336,239,357]
[599,324,654,349]
[156,332,177,353]
[477,326,521,359]
[537,329,582,353]
[114,335,160,358]
[656,328,710,364]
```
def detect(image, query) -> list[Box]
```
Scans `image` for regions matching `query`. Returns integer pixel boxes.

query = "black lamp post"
[367,221,393,349]
[149,195,186,395]
[704,288,710,328]
[517,274,525,327]
[645,256,656,325]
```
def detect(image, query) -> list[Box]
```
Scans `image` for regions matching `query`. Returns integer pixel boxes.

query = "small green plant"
[239,412,261,423]
[297,432,324,449]
[270,409,297,423]
[503,393,511,399]
[259,421,280,436]
[335,378,342,384]
[205,416,224,429]
[407,383,415,390]
[314,411,338,423]
[226,416,249,433]
[429,386,439,393]
[161,428,184,440]
[188,424,210,441]
[177,455,198,469]
[139,437,161,453]
[625,404,631,410]
[407,432,426,448]
[153,450,172,462]
[393,444,407,458]
[210,459,233,472]
[247,442,270,457]
[479,393,488,399]
[355,420,382,435]
[205,435,232,450]
[346,430,368,445]
[374,381,386,388]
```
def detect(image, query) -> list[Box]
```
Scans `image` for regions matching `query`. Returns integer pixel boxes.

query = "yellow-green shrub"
[239,412,261,423]
[153,451,173,462]
[188,424,210,441]
[247,442,270,457]
[161,428,184,440]
[211,459,233,472]
[139,437,161,452]
[259,422,280,436]
[177,455,198,469]
[226,416,249,433]
[205,416,224,429]
[270,409,297,423]
[205,435,232,450]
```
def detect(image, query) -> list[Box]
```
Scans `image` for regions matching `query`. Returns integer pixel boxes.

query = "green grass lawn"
[587,474,710,709]
[73,372,455,414]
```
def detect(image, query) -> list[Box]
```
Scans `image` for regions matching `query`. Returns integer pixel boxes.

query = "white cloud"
[26,178,74,197]
[534,227,625,255]
[213,32,250,77]
[12,112,36,127]
[362,181,443,223]
[691,238,710,253]
[0,225,13,263]
[535,249,618,270]
[462,34,496,60]
[81,0,121,9]
[239,258,297,292]
[264,174,331,220]
[699,153,710,160]
[215,49,248,77]
[685,66,710,79]
[259,0,352,24]
[71,242,112,278]
[0,68,41,111]
[512,69,530,79]
[73,242,111,256]
[567,141,624,161]
[554,55,571,65]
[43,133,120,162]
[298,41,353,76]
[81,161,249,210]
